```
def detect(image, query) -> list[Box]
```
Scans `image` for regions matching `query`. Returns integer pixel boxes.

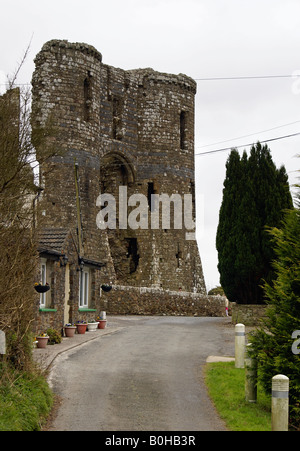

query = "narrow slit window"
[112,96,123,140]
[180,111,186,150]
[84,73,92,122]
[126,238,140,274]
[176,245,182,268]
[148,182,155,212]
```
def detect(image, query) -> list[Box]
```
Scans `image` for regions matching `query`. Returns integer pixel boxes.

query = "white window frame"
[79,268,90,308]
[40,260,47,308]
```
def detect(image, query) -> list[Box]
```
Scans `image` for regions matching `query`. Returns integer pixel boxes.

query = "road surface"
[46,316,234,431]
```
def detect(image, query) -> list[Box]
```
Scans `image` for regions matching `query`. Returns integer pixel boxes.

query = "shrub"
[249,205,300,430]
[46,328,62,345]
[0,367,53,431]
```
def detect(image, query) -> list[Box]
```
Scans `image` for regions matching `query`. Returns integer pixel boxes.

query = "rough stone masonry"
[31,40,223,317]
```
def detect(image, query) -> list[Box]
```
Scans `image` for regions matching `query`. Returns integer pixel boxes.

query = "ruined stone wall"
[103,286,228,317]
[231,303,268,326]
[32,40,206,301]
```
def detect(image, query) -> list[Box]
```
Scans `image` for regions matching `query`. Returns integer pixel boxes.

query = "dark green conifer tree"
[216,142,293,304]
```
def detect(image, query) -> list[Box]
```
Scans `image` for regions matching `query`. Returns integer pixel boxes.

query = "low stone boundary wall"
[231,303,268,326]
[103,285,229,317]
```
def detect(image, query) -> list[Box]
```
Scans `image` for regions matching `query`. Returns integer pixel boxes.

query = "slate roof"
[38,229,105,268]
[38,228,73,256]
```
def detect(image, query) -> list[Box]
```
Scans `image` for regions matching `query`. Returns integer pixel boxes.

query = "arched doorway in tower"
[100,152,140,284]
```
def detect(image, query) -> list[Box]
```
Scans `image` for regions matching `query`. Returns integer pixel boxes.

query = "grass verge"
[205,361,271,431]
[0,365,54,431]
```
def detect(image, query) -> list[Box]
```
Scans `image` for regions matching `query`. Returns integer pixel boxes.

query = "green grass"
[0,368,53,431]
[205,361,271,431]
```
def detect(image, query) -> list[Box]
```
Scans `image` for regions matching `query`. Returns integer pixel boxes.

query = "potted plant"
[36,333,49,348]
[101,284,112,292]
[64,323,77,337]
[47,328,62,345]
[99,320,107,329]
[76,321,87,334]
[97,316,107,329]
[87,320,99,332]
[34,282,50,293]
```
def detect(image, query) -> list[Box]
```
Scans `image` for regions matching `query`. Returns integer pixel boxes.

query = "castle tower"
[32,40,206,295]
[132,68,205,292]
[32,41,113,270]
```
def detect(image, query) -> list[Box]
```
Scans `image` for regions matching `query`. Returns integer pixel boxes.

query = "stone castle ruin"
[31,40,226,324]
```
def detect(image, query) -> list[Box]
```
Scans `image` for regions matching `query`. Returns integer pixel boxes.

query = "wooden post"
[235,323,245,368]
[272,375,289,431]
[74,161,84,257]
[0,330,6,355]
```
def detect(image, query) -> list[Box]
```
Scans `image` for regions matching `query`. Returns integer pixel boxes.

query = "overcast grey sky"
[1,0,299,289]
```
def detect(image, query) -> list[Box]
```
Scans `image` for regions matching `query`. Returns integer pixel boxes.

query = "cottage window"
[79,268,90,308]
[40,261,47,308]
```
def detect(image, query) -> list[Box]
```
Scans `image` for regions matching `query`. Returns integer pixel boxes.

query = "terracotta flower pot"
[64,326,76,337]
[76,323,87,334]
[36,336,49,348]
[98,320,107,329]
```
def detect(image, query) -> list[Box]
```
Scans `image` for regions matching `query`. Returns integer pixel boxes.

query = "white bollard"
[272,375,289,431]
[100,311,106,320]
[245,344,257,403]
[235,323,245,368]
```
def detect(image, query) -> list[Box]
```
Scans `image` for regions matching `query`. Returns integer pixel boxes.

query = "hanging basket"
[101,285,112,292]
[34,284,50,294]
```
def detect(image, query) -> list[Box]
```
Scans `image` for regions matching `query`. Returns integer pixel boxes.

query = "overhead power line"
[194,74,300,81]
[198,120,300,149]
[195,131,300,156]
[1,73,300,87]
[0,83,31,86]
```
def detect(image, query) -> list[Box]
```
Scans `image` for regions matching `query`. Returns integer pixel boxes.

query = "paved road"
[47,316,234,431]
